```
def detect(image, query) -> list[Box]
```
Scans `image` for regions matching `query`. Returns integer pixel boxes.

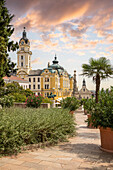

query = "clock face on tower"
[21,41,24,45]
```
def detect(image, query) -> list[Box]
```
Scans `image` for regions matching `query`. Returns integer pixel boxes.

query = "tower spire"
[53,54,58,64]
[55,54,57,60]
[83,78,86,86]
[22,27,27,39]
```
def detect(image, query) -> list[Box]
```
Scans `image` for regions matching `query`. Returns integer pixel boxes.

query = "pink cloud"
[31,57,42,64]
[6,0,113,51]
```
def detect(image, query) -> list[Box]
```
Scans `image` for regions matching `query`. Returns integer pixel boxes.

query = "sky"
[6,0,113,90]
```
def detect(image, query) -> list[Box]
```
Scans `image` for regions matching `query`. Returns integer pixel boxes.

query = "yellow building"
[17,28,73,99]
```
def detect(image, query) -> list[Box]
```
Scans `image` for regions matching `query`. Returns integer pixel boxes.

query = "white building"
[3,76,29,90]
[79,79,92,99]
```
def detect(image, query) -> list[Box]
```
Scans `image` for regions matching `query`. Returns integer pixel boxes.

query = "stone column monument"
[72,70,79,98]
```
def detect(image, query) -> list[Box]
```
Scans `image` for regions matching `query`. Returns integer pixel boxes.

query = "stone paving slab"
[0,110,113,170]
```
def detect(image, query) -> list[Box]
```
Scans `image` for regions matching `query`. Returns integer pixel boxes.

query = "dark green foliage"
[5,82,24,95]
[0,108,76,155]
[26,94,44,108]
[13,93,26,103]
[80,98,86,106]
[61,97,80,111]
[0,0,18,87]
[42,97,53,105]
[24,89,33,97]
[0,82,33,102]
[90,87,113,128]
[83,98,96,114]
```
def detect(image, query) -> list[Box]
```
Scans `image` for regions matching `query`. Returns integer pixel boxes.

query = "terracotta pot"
[87,114,95,128]
[100,127,113,153]
[70,111,74,115]
[84,109,87,115]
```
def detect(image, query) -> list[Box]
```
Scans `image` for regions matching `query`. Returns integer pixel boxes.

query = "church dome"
[49,55,64,72]
[19,27,29,45]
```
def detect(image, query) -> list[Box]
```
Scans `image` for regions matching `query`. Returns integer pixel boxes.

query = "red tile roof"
[3,76,29,83]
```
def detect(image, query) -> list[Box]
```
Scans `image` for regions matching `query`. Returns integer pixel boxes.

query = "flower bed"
[25,94,44,108]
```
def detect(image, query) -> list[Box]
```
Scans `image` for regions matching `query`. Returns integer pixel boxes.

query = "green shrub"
[13,93,27,103]
[0,95,14,107]
[24,89,33,97]
[80,98,86,106]
[42,97,53,105]
[83,98,96,114]
[26,94,43,108]
[0,107,76,155]
[91,87,113,128]
[5,82,24,95]
[61,97,80,111]
[0,82,33,98]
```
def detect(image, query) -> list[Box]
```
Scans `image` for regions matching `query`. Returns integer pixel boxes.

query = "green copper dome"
[42,55,72,78]
[49,55,64,72]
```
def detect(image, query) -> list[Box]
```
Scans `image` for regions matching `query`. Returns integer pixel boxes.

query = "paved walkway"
[0,109,113,170]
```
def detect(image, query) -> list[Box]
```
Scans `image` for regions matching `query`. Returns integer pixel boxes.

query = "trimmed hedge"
[0,107,76,155]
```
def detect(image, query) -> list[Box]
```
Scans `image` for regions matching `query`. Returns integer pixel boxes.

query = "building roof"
[29,69,43,76]
[49,56,64,72]
[3,76,29,83]
[19,27,29,44]
[42,55,73,78]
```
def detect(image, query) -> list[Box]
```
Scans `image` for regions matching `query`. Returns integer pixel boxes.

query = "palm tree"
[81,57,113,103]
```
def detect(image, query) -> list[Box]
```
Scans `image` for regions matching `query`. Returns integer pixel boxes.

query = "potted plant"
[69,97,80,114]
[80,99,87,114]
[83,98,96,128]
[61,97,80,114]
[91,87,113,153]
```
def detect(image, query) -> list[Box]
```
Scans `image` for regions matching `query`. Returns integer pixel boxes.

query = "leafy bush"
[24,89,33,97]
[26,94,44,108]
[80,98,86,106]
[0,107,76,155]
[0,95,14,107]
[83,98,96,114]
[61,97,80,111]
[42,97,53,105]
[13,93,27,103]
[91,87,113,128]
[0,82,33,99]
[5,82,24,95]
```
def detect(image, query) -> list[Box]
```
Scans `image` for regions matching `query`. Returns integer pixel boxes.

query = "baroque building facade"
[79,79,92,99]
[73,71,92,99]
[17,28,73,99]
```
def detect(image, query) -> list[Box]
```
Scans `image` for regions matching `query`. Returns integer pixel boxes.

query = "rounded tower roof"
[52,54,59,64]
[50,55,64,71]
[19,27,29,44]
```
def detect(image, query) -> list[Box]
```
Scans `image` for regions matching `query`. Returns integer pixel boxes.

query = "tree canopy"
[0,0,18,87]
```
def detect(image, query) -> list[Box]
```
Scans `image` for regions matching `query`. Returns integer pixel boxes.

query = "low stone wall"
[14,103,50,109]
[41,103,50,109]
[14,103,26,108]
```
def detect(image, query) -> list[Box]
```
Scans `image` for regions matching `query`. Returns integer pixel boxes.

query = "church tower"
[82,79,86,87]
[17,27,32,78]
